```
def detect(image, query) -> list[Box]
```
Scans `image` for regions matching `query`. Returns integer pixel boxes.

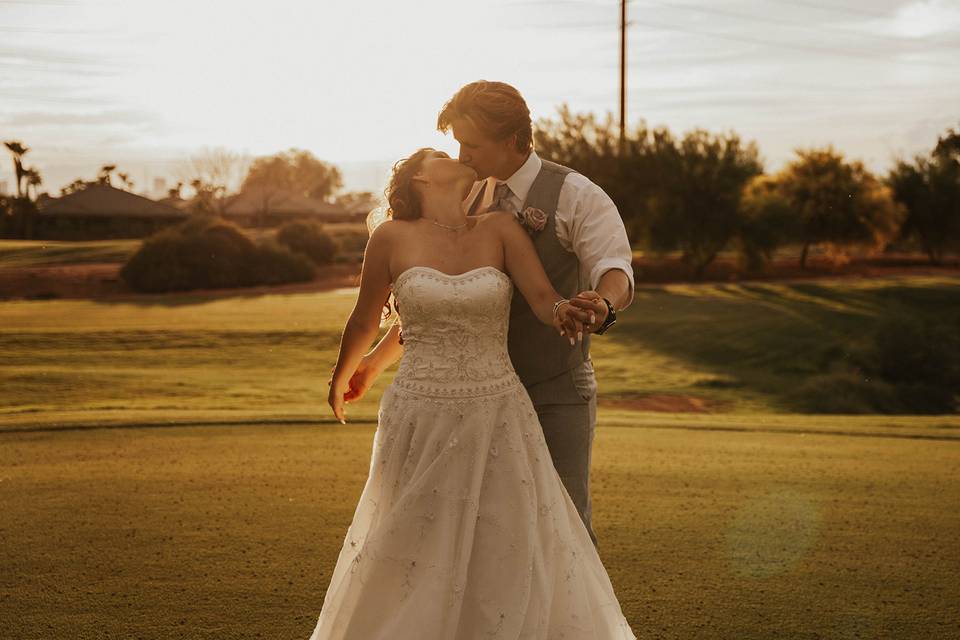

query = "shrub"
[246,239,316,285]
[328,225,369,259]
[791,315,960,414]
[871,316,960,413]
[787,370,900,414]
[275,219,339,265]
[120,215,316,293]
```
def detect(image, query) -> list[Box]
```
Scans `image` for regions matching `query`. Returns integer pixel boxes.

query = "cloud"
[0,44,126,69]
[0,108,164,130]
[887,0,960,37]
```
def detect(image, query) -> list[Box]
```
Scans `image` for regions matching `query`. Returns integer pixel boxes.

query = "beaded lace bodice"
[391,266,522,398]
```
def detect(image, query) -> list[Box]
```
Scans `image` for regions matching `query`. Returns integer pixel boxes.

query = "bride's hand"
[343,358,376,403]
[554,301,585,346]
[327,375,349,424]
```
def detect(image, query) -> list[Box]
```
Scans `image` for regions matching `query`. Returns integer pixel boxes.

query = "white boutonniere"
[517,206,547,235]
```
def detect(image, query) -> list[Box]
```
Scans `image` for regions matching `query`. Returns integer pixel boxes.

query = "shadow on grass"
[611,278,960,414]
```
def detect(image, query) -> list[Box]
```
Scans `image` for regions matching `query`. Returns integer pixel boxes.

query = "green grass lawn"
[2,274,958,430]
[2,420,957,639]
[0,239,143,268]
[2,275,959,638]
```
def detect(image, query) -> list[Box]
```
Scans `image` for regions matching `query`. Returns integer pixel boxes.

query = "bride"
[314,147,636,639]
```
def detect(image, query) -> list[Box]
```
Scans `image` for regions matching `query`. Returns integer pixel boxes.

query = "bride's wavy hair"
[384,147,435,221]
[376,147,435,330]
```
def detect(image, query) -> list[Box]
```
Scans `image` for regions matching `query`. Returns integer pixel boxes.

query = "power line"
[629,17,958,71]
[636,0,922,47]
[766,0,895,21]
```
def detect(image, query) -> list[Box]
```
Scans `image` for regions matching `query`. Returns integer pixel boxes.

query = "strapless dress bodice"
[389,266,522,398]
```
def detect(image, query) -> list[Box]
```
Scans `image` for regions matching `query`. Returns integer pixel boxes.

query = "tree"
[240,148,342,201]
[117,172,134,191]
[534,105,657,243]
[644,128,764,276]
[176,146,251,215]
[335,190,380,211]
[187,178,225,216]
[888,124,960,265]
[777,147,905,268]
[3,141,29,198]
[24,167,43,201]
[736,174,798,271]
[179,147,251,194]
[534,105,764,276]
[61,178,93,196]
[98,164,117,186]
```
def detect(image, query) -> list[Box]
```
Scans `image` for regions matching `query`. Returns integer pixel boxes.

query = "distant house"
[221,188,368,227]
[156,194,191,211]
[37,183,190,239]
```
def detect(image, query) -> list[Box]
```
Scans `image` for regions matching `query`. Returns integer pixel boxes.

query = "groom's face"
[449,117,512,181]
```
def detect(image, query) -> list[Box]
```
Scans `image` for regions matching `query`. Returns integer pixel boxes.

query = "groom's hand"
[569,290,608,333]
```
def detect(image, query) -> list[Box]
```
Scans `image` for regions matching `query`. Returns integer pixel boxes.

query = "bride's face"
[416,150,477,191]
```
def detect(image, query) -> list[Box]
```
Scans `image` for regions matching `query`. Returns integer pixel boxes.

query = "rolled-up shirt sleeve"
[556,174,635,309]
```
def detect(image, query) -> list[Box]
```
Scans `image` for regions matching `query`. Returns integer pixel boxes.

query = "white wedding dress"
[309,265,636,640]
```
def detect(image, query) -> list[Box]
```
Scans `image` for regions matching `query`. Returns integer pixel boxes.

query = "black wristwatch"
[594,297,617,335]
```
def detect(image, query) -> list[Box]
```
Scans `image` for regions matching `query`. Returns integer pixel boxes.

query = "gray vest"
[503,160,591,388]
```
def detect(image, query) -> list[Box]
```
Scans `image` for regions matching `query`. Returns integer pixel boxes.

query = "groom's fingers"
[568,297,602,311]
[563,303,593,322]
[568,298,602,326]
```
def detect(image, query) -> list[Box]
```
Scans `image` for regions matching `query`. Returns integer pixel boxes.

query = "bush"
[120,215,315,293]
[791,315,960,414]
[872,316,960,412]
[275,219,339,265]
[787,370,900,414]
[327,225,369,258]
[246,239,316,285]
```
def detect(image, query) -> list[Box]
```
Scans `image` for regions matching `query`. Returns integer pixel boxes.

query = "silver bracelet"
[552,298,570,320]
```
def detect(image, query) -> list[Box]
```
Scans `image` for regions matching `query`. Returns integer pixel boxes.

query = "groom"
[347,81,634,548]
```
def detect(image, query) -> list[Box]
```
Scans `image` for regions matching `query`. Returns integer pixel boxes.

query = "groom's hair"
[437,81,533,153]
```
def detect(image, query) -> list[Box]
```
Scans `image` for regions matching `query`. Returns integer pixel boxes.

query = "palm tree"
[24,168,42,201]
[117,172,134,191]
[3,141,30,198]
[98,164,117,186]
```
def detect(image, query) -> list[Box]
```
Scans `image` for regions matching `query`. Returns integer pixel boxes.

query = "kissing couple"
[314,80,637,639]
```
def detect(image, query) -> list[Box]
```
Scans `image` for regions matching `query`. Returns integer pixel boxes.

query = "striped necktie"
[484,181,515,214]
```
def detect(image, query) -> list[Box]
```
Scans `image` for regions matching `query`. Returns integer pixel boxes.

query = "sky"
[1,0,958,198]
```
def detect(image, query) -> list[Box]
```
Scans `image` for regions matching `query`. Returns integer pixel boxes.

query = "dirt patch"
[0,262,361,301]
[606,393,727,413]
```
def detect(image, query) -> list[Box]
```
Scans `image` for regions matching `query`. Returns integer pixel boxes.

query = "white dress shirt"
[469,151,635,309]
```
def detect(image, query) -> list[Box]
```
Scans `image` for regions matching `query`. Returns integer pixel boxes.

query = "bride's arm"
[328,221,395,423]
[492,212,591,342]
[346,322,403,397]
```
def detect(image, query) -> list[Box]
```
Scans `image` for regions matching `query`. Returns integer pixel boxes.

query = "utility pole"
[619,0,627,155]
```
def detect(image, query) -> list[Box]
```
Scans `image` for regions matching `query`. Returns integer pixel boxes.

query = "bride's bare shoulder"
[369,218,412,241]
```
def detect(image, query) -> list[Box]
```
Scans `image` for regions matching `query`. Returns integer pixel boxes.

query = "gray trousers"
[524,359,599,549]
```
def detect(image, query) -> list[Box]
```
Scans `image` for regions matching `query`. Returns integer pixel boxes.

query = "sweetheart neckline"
[392,265,510,289]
